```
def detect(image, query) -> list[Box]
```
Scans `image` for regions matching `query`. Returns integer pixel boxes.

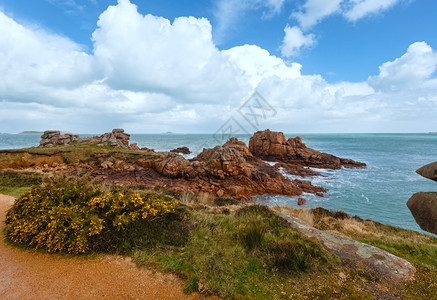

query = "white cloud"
[369,42,437,92]
[292,0,403,30]
[92,0,249,104]
[343,0,400,21]
[280,25,315,57]
[292,0,342,30]
[224,44,301,87]
[0,0,436,134]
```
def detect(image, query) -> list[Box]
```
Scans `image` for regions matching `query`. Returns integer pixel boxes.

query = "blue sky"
[0,0,436,133]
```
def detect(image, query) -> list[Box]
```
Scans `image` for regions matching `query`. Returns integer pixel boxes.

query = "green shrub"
[265,238,326,274]
[5,175,179,254]
[239,219,266,251]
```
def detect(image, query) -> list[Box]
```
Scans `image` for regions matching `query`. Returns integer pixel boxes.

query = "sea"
[1,132,436,234]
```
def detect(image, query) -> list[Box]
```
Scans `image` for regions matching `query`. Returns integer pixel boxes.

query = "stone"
[170,147,191,155]
[297,197,307,205]
[249,129,366,170]
[223,138,252,157]
[153,153,192,178]
[407,192,437,235]
[274,210,416,283]
[416,161,437,182]
[39,130,79,147]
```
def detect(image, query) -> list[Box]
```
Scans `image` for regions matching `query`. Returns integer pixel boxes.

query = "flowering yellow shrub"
[5,176,178,254]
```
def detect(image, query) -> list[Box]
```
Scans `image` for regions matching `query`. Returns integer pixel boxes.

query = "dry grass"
[179,191,212,205]
[272,206,314,227]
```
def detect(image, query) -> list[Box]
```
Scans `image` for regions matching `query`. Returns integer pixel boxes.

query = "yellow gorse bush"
[5,176,178,254]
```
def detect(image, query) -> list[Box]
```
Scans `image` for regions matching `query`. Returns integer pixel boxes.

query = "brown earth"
[0,194,213,300]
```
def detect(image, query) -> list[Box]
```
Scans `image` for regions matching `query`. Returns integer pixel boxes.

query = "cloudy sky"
[0,0,436,134]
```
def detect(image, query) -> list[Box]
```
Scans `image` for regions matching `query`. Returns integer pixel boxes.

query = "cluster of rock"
[39,131,79,147]
[34,128,365,202]
[249,129,366,170]
[39,129,140,150]
[94,129,137,149]
[407,161,437,234]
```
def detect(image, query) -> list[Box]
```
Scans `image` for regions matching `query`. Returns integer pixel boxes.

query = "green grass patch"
[0,170,43,197]
[133,205,341,298]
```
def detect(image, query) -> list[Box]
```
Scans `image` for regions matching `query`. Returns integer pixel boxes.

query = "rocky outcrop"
[170,147,191,155]
[145,142,305,200]
[96,129,131,148]
[274,210,416,283]
[407,161,437,234]
[249,129,365,170]
[39,131,79,147]
[416,161,437,182]
[39,129,134,149]
[223,138,252,157]
[26,130,367,202]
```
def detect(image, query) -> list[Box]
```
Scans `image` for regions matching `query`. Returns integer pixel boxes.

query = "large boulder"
[249,129,365,169]
[195,145,248,179]
[407,192,437,235]
[223,138,252,157]
[416,161,437,182]
[153,153,192,178]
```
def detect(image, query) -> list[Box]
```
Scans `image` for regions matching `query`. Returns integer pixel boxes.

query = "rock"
[416,161,437,182]
[249,129,366,169]
[216,189,224,197]
[128,143,140,150]
[407,192,437,235]
[223,138,252,157]
[297,197,307,205]
[39,130,79,147]
[170,147,191,155]
[275,210,416,283]
[195,145,248,179]
[101,161,114,169]
[153,153,192,178]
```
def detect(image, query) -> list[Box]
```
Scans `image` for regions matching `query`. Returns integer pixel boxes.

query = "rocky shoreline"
[0,129,366,202]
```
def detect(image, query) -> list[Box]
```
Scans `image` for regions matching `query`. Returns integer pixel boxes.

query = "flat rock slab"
[274,211,416,283]
[407,192,437,235]
[416,161,437,182]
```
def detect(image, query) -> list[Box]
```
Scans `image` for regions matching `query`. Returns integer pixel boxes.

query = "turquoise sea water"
[1,133,436,234]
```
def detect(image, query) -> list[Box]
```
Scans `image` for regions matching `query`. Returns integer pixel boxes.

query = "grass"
[0,170,43,197]
[131,204,383,299]
[276,206,437,299]
[1,150,436,298]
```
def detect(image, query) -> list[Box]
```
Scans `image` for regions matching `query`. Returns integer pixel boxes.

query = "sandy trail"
[0,193,205,300]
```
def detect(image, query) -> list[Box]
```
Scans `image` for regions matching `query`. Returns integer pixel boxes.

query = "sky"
[0,0,436,134]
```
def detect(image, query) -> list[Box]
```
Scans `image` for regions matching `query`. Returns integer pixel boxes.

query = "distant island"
[19,131,44,134]
[19,131,73,135]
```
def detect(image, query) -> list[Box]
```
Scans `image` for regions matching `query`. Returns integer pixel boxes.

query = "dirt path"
[0,194,207,300]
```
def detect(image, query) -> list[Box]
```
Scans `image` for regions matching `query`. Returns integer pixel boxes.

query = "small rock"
[297,197,307,205]
[216,189,224,197]
[170,146,191,155]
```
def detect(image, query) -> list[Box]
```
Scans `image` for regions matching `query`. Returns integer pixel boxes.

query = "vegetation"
[0,170,42,197]
[2,173,437,298]
[5,175,178,253]
[275,206,437,299]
